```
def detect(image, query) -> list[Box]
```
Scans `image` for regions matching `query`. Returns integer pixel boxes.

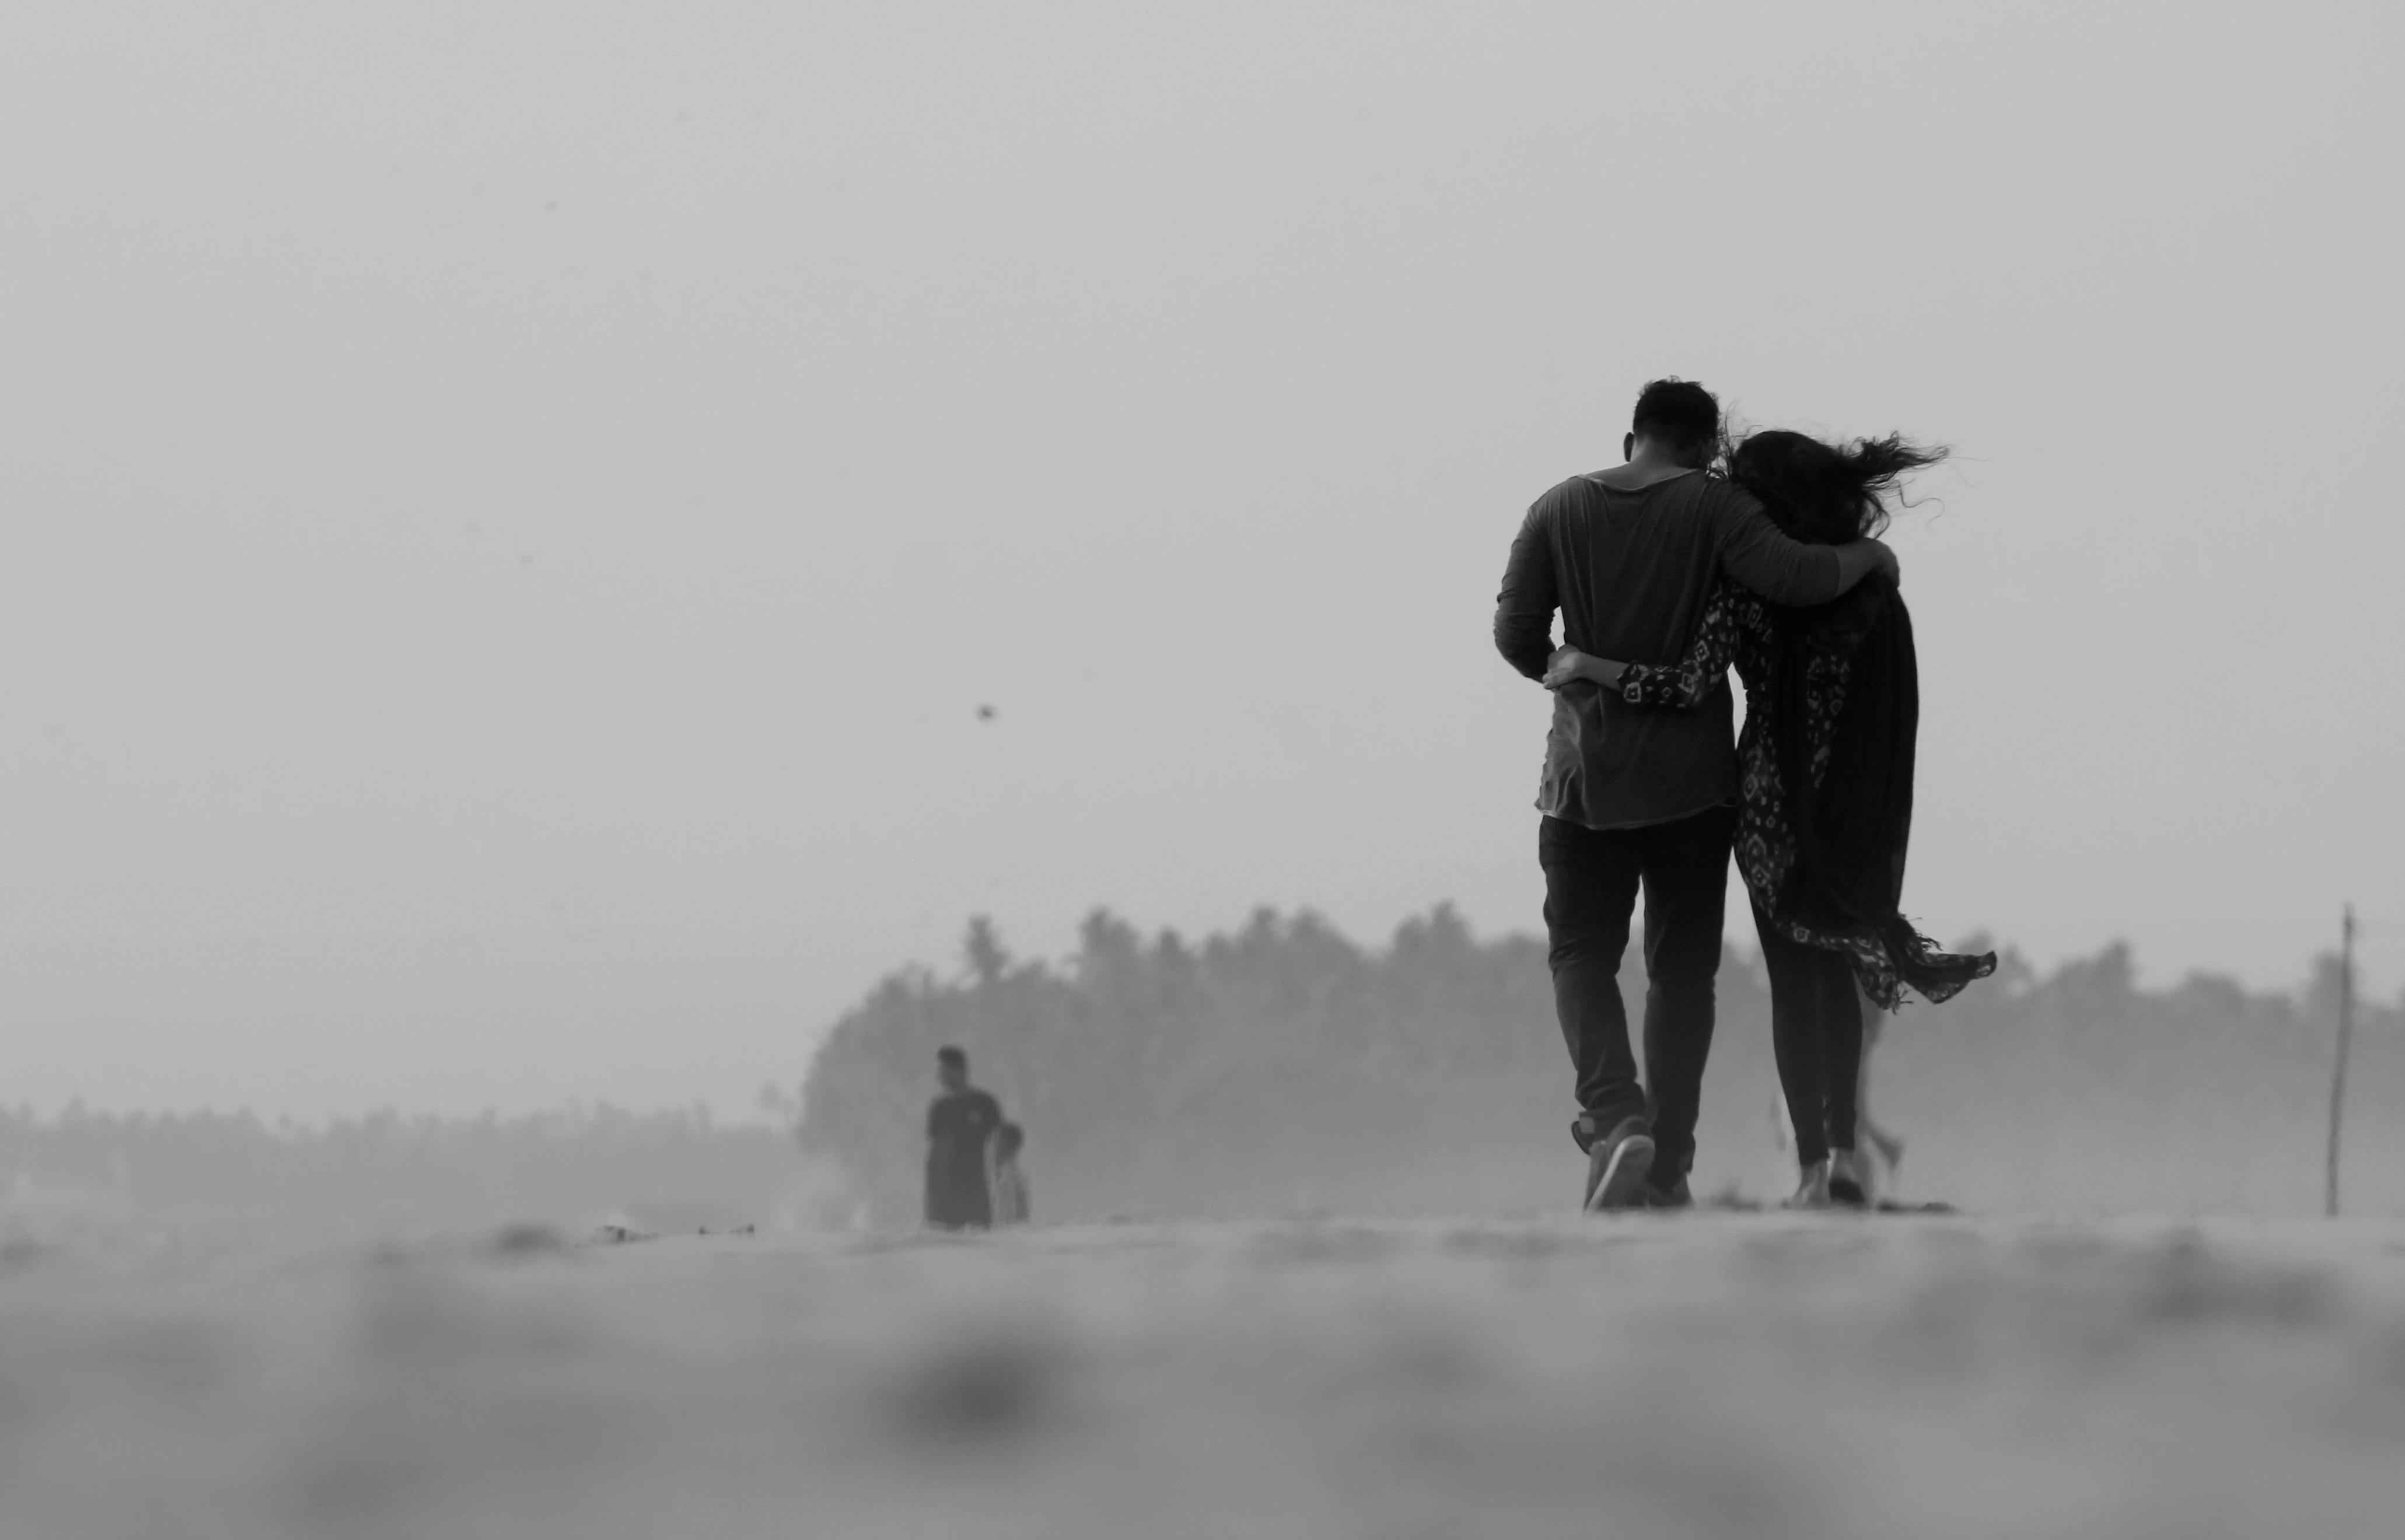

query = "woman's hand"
[1542,646,1627,691]
[1541,647,1588,689]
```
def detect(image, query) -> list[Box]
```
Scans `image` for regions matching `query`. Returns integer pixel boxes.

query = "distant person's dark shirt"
[1492,470,1843,830]
[924,1088,1001,1228]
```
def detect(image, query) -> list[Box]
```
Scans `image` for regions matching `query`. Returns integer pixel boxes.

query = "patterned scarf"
[1769,576,1994,1005]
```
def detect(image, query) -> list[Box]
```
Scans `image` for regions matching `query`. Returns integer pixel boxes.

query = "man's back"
[1494,468,1838,830]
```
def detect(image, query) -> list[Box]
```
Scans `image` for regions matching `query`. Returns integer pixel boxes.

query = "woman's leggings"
[1752,905,1862,1168]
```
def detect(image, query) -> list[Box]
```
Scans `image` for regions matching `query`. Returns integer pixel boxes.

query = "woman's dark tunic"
[1614,573,1995,1011]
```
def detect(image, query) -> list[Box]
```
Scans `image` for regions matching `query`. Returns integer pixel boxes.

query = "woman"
[1543,429,1994,1208]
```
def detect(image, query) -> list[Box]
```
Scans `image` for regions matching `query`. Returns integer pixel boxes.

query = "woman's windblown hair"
[1723,429,1946,545]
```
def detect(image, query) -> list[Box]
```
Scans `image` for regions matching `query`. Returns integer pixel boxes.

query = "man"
[924,1045,1004,1230]
[1492,379,1896,1212]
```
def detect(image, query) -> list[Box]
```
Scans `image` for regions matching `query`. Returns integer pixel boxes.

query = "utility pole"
[2324,904,2356,1218]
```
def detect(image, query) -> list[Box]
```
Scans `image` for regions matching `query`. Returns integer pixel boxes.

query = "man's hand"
[1542,646,1627,692]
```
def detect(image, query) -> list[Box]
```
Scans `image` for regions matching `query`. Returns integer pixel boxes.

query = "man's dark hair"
[936,1045,966,1067]
[1630,378,1722,461]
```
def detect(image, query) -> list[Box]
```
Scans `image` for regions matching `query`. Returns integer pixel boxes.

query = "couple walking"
[1494,379,1994,1212]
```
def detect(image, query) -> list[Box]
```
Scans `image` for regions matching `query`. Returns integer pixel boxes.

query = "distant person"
[1543,428,1996,1208]
[990,1121,1030,1227]
[925,1045,1003,1230]
[1493,379,1900,1212]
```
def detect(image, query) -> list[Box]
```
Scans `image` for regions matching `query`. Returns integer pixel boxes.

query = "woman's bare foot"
[1782,1160,1832,1210]
[1827,1149,1871,1208]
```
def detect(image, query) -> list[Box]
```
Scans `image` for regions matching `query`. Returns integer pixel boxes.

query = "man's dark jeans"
[1538,804,1735,1184]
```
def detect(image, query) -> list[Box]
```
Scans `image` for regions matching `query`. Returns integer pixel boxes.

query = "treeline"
[0,1102,813,1240]
[8,908,2392,1236]
[800,908,1569,1225]
[800,908,2405,1222]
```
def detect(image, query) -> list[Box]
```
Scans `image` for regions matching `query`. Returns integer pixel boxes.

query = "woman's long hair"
[1722,429,1946,545]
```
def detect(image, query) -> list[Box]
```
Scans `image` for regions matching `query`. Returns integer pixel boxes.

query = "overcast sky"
[3,2,2399,1115]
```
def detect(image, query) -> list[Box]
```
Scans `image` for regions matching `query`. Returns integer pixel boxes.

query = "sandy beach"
[5,1209,2401,1538]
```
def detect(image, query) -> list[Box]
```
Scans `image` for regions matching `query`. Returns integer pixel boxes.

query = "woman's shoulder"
[1795,573,1899,644]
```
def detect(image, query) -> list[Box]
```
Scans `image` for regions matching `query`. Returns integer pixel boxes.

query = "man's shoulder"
[1543,468,1760,509]
[1525,471,1765,553]
[1686,473,1764,518]
[1669,477,1768,552]
[1530,473,1610,514]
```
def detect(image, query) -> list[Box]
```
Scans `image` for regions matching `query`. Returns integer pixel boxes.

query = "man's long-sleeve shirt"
[1492,468,1841,830]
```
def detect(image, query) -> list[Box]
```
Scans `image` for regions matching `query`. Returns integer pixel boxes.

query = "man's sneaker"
[1781,1159,1833,1210]
[1643,1174,1693,1211]
[1582,1115,1656,1213]
[1827,1149,1871,1208]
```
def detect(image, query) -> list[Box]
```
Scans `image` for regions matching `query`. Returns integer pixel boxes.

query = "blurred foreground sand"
[3,1210,2402,1538]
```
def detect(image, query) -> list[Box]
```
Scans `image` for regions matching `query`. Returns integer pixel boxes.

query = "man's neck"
[1590,454,1701,491]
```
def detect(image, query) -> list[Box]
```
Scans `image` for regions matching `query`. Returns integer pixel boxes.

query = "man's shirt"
[1492,469,1841,831]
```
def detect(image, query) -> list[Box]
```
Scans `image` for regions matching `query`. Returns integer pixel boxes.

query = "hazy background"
[4,2,2399,1116]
